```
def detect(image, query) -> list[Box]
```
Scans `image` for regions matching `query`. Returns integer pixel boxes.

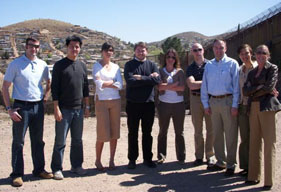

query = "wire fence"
[203,2,281,46]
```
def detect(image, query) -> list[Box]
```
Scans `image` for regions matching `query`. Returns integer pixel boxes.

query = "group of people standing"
[2,36,280,191]
[187,40,280,191]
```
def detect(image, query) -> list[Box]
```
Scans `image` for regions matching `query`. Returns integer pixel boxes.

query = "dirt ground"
[0,109,281,192]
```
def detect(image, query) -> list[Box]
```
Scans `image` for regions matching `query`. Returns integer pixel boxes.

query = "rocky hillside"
[0,19,134,68]
[149,31,220,49]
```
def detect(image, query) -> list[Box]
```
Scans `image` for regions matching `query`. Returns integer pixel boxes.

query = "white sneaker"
[71,167,87,175]
[53,170,64,180]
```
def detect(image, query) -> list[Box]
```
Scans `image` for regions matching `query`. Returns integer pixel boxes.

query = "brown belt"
[191,92,201,96]
[210,94,232,98]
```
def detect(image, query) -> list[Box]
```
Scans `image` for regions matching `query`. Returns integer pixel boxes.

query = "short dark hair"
[101,42,114,52]
[213,39,226,46]
[66,35,82,47]
[237,44,253,54]
[26,37,39,45]
[134,42,147,51]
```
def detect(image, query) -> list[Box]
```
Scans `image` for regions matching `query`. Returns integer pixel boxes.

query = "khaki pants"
[238,104,250,170]
[95,98,121,142]
[190,94,214,160]
[209,96,238,169]
[248,101,276,186]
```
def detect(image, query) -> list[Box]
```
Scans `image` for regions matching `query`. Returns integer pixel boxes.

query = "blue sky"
[1,0,280,43]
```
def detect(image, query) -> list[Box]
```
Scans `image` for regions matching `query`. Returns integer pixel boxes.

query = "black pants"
[126,101,155,161]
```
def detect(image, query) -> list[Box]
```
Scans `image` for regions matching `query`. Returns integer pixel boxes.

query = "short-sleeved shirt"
[186,59,208,93]
[4,54,51,101]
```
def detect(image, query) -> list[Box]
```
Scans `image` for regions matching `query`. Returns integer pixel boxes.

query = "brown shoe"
[38,171,53,179]
[12,177,23,187]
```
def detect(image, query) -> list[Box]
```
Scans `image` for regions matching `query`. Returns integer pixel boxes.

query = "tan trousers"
[190,94,214,160]
[248,101,276,186]
[209,96,238,169]
[238,104,250,170]
[95,98,121,142]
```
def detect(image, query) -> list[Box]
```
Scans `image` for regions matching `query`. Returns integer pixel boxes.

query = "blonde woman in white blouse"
[92,43,123,171]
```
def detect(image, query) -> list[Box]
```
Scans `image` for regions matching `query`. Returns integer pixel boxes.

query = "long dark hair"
[163,48,181,69]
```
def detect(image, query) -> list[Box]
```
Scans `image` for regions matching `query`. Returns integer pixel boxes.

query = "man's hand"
[8,108,22,122]
[133,74,142,80]
[204,108,211,115]
[84,108,90,118]
[231,107,238,116]
[54,107,63,122]
[150,72,159,77]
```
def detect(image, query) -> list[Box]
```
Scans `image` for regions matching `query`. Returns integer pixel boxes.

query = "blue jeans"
[11,100,45,177]
[51,108,84,172]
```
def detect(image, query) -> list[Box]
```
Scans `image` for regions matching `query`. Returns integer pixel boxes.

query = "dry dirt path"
[0,112,281,192]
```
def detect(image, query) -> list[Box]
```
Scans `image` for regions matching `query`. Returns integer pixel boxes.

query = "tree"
[161,37,184,57]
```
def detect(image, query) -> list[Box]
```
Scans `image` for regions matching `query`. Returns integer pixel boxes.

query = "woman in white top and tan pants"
[92,43,123,171]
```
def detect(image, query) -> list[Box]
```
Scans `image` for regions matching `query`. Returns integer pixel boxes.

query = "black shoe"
[245,180,260,185]
[262,185,272,191]
[224,168,235,176]
[238,169,248,177]
[127,161,136,169]
[143,160,157,168]
[193,159,203,166]
[207,164,225,171]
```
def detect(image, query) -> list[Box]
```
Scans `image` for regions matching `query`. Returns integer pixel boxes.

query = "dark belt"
[210,94,232,98]
[191,92,201,96]
[14,99,42,105]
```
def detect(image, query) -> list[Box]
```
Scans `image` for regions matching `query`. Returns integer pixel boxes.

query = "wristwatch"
[5,106,11,111]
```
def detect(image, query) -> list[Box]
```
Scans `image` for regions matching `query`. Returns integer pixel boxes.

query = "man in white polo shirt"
[2,37,53,187]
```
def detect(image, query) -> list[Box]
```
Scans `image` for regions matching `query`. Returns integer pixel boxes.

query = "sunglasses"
[28,44,40,49]
[192,48,202,52]
[256,51,267,55]
[166,56,176,59]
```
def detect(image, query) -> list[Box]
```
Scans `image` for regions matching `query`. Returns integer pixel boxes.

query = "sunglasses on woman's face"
[256,51,267,55]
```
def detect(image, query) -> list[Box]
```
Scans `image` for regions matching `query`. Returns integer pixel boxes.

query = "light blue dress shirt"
[201,54,240,109]
[4,54,51,101]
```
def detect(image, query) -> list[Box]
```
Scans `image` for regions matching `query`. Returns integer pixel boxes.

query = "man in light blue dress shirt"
[201,39,239,176]
[2,37,52,187]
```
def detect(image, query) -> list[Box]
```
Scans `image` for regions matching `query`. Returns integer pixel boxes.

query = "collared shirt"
[201,54,240,108]
[4,54,51,101]
[186,59,208,93]
[239,61,257,105]
[92,61,123,100]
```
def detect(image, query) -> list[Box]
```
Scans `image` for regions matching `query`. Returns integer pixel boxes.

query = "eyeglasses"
[28,44,40,49]
[192,48,202,52]
[256,51,267,55]
[166,56,176,59]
